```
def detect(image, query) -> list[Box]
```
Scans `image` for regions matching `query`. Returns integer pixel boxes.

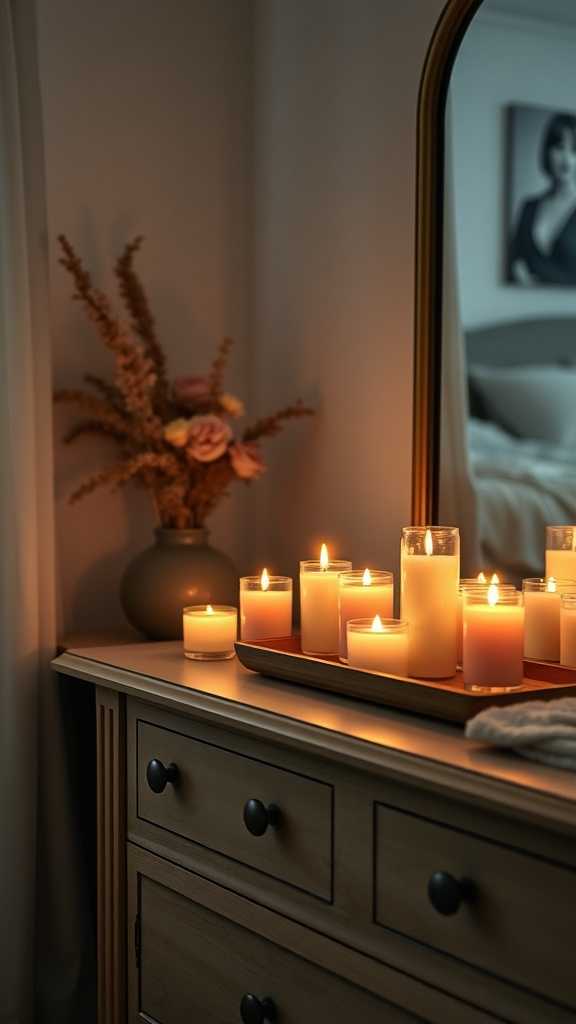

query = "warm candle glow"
[477,571,487,583]
[362,568,372,587]
[371,614,384,632]
[491,573,499,585]
[320,543,329,570]
[261,568,270,591]
[424,529,433,556]
[487,583,499,606]
[547,576,557,593]
[206,604,214,615]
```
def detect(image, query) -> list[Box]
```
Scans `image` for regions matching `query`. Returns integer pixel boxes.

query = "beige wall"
[249,0,443,588]
[39,0,446,634]
[39,0,253,635]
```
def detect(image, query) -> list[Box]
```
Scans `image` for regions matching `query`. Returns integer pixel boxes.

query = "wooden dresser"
[53,641,576,1024]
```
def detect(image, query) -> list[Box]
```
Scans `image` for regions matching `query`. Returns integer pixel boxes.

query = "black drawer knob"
[240,994,276,1023]
[428,871,476,916]
[243,799,281,837]
[146,758,179,794]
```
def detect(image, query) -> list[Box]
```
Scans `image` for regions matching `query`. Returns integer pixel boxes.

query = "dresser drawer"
[134,716,333,899]
[374,803,576,1007]
[135,865,417,1024]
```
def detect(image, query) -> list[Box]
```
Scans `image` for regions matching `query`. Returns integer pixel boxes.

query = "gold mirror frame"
[412,0,483,524]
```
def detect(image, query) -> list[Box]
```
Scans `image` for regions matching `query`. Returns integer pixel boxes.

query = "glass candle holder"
[545,526,576,582]
[300,553,352,656]
[458,578,516,667]
[240,572,293,642]
[183,604,237,660]
[400,526,460,679]
[523,578,576,663]
[347,617,408,675]
[463,587,524,692]
[560,594,576,668]
[338,569,393,662]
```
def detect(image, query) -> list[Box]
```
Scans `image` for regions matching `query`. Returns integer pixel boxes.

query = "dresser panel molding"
[54,642,576,1023]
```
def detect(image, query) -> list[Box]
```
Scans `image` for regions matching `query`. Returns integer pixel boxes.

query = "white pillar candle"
[347,616,408,675]
[183,604,237,660]
[560,594,576,667]
[338,569,393,661]
[240,570,293,641]
[401,527,460,679]
[463,585,524,691]
[545,525,576,581]
[300,545,352,656]
[522,577,574,662]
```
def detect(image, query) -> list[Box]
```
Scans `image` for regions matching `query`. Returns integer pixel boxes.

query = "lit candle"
[240,569,293,641]
[545,526,576,581]
[347,615,408,675]
[560,594,576,667]
[401,526,460,679]
[338,568,394,661]
[183,604,237,660]
[463,584,524,691]
[300,544,352,655]
[522,577,573,662]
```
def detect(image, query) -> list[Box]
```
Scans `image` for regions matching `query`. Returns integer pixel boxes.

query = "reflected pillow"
[469,363,576,445]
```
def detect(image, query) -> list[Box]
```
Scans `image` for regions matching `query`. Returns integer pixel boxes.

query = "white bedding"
[468,418,576,578]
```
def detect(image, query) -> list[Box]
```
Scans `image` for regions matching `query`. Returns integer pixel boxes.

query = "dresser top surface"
[53,640,576,824]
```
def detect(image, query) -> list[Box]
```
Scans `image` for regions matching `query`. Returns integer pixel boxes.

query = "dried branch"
[63,419,127,445]
[58,234,131,356]
[69,450,184,504]
[208,337,233,396]
[54,388,132,437]
[115,236,169,409]
[243,401,315,443]
[84,373,125,412]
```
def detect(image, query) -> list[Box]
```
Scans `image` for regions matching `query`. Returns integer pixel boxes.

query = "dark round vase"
[120,528,237,640]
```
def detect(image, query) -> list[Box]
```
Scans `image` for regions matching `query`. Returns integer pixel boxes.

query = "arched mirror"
[415,0,576,582]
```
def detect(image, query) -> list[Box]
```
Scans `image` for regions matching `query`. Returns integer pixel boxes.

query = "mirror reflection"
[440,0,576,581]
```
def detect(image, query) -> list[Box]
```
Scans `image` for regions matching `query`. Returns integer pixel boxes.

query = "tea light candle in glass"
[183,604,237,660]
[463,585,524,691]
[401,526,460,679]
[347,616,408,675]
[560,594,576,667]
[240,570,293,641]
[545,526,576,582]
[522,578,576,662]
[300,544,352,656]
[338,569,393,661]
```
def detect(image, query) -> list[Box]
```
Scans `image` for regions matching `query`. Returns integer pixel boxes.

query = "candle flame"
[371,614,385,633]
[547,576,557,593]
[487,584,499,607]
[491,573,500,585]
[206,604,215,615]
[477,571,487,583]
[320,543,329,570]
[362,568,372,586]
[261,568,270,591]
[424,529,433,556]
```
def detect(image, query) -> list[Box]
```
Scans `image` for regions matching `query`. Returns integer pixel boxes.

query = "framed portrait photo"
[506,103,576,287]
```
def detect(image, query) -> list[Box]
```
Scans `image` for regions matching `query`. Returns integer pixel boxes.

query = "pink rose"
[173,375,211,403]
[229,442,266,480]
[187,414,232,462]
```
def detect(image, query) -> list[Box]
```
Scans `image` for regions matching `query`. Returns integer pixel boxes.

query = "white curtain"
[0,3,92,1021]
[439,97,480,575]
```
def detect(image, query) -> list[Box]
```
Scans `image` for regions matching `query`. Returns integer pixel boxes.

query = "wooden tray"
[235,636,576,724]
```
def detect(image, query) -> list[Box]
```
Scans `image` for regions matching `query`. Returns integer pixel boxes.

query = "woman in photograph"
[509,113,576,285]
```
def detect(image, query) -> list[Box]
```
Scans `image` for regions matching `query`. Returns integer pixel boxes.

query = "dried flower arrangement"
[55,236,314,529]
